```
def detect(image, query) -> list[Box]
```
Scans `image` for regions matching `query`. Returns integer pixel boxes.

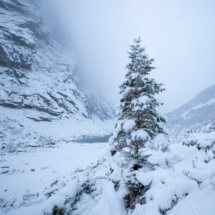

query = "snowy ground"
[0,106,116,156]
[0,106,115,140]
[0,141,109,214]
[1,125,215,215]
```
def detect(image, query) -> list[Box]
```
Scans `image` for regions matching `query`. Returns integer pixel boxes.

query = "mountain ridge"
[166,83,215,129]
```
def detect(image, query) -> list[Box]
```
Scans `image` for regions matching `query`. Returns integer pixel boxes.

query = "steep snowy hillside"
[0,0,115,149]
[167,84,215,129]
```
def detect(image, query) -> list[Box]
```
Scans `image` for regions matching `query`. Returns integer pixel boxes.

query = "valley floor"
[0,141,109,215]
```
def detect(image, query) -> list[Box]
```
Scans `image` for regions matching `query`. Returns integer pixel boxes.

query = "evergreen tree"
[111,37,166,168]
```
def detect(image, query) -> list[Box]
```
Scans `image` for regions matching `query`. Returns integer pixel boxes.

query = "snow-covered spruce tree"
[47,38,168,215]
[111,37,166,170]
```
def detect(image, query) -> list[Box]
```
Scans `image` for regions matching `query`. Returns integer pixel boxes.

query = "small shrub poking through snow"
[52,205,67,215]
[159,194,180,215]
[112,180,120,191]
[124,174,151,210]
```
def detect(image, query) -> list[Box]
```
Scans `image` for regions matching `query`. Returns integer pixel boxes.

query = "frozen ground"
[0,141,109,214]
[1,125,215,215]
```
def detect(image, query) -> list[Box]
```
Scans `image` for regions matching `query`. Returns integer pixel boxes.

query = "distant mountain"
[166,84,215,129]
[0,0,115,149]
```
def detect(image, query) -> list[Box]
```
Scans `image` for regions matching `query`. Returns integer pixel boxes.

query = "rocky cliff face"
[0,0,114,122]
[0,0,115,150]
[166,84,215,129]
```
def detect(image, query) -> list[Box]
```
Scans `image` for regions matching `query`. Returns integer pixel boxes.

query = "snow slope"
[1,126,214,215]
[166,84,215,129]
[0,141,110,214]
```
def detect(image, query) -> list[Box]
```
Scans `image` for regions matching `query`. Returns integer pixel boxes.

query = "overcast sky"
[51,0,215,113]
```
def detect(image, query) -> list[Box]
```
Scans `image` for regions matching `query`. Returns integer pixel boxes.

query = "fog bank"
[48,0,215,113]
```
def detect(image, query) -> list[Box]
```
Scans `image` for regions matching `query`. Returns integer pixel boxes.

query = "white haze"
[48,0,215,113]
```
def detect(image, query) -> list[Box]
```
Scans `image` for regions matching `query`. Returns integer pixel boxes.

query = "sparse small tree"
[111,37,166,168]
